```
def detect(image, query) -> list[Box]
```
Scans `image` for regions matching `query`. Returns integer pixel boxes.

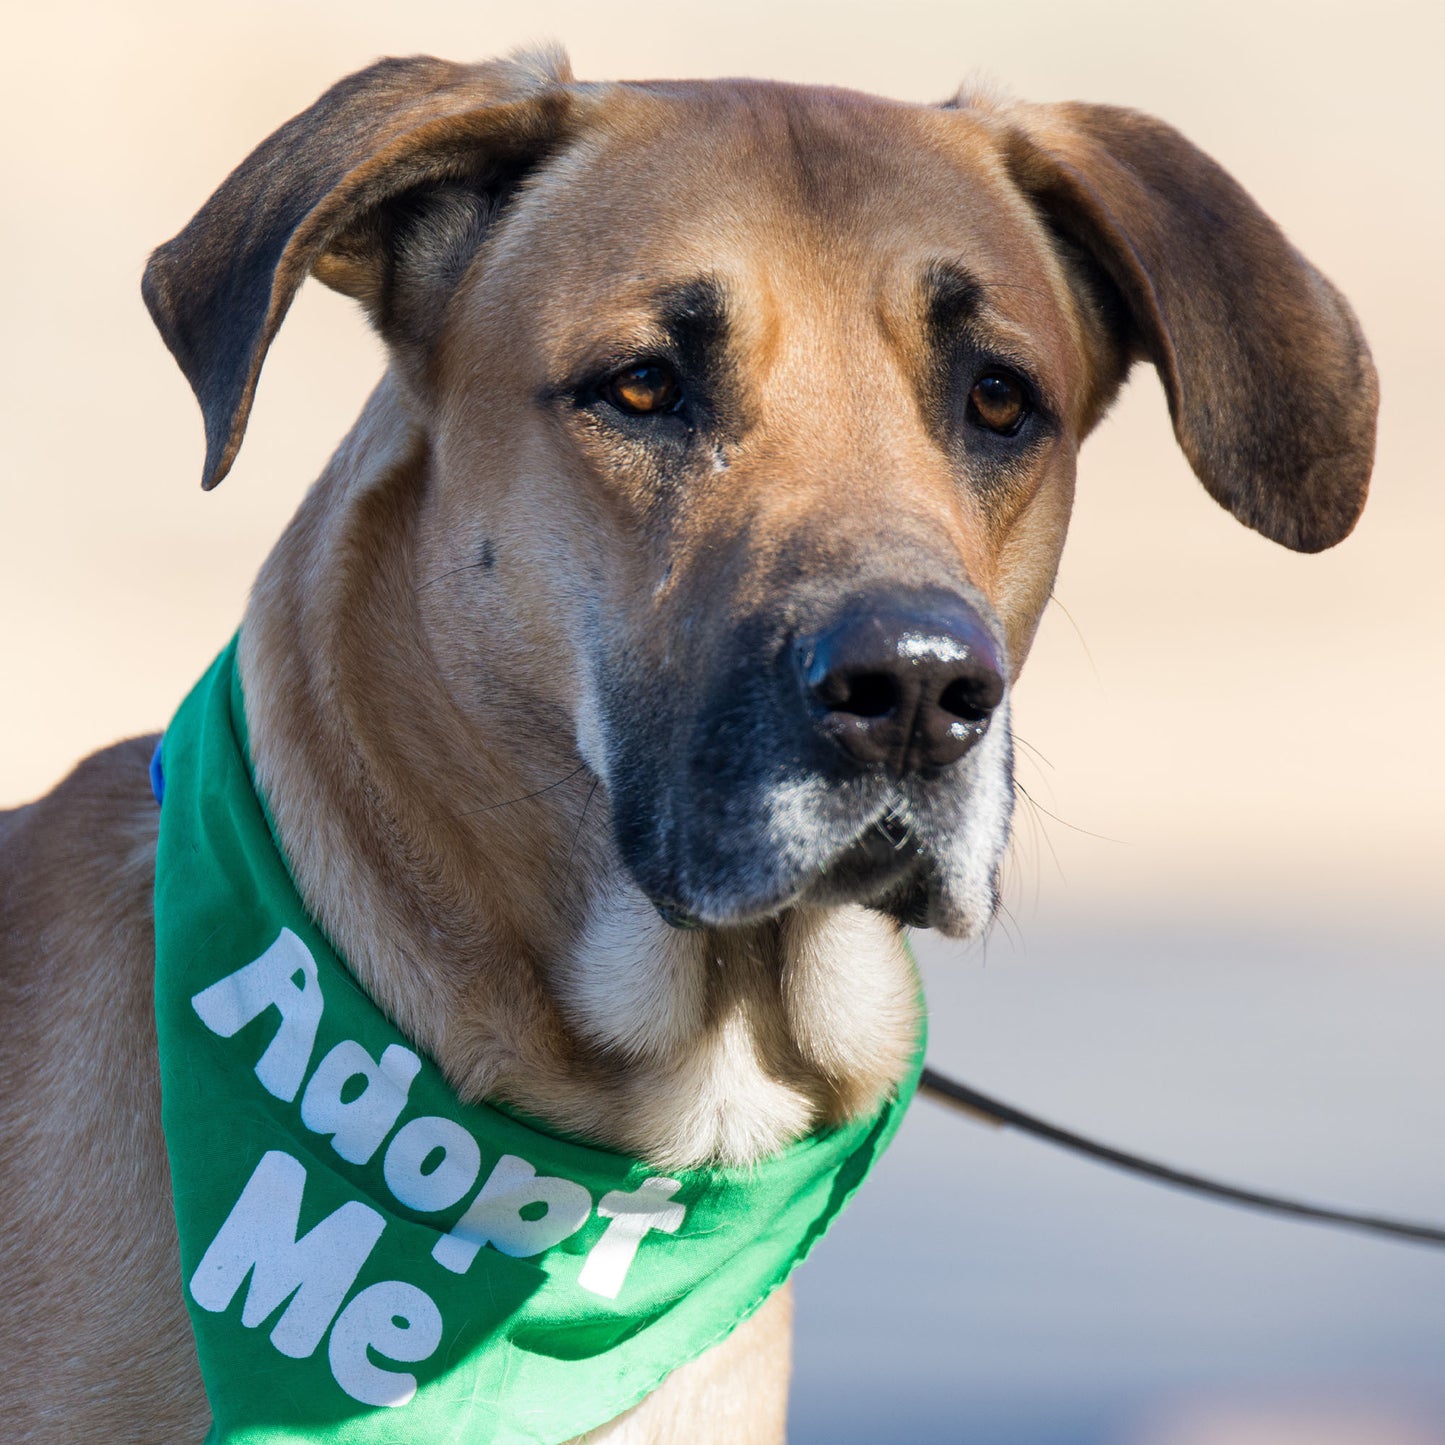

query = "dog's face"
[423,83,1097,937]
[143,53,1375,943]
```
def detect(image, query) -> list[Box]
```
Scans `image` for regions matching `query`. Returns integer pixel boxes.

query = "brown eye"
[603,362,682,416]
[968,370,1028,435]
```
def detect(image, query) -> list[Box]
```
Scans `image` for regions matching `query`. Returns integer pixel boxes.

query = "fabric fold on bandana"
[154,637,925,1444]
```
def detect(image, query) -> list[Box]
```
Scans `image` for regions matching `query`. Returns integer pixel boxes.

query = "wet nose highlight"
[796,595,1005,773]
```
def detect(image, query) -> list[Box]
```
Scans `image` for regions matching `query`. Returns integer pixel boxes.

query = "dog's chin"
[645,824,996,940]
[798,825,936,925]
[802,831,996,938]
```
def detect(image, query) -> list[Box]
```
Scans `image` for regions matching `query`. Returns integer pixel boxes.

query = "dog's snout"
[796,594,1005,774]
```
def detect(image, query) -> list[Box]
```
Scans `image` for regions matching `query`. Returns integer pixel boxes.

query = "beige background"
[4,4,1443,1442]
[3,0,1440,936]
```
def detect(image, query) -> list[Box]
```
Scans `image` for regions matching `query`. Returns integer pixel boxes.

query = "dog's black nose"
[795,593,1005,773]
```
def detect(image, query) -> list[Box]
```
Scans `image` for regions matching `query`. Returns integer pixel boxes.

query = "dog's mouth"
[808,808,938,926]
[651,806,941,932]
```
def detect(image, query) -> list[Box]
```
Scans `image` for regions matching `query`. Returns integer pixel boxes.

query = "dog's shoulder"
[0,736,211,1438]
[0,733,161,1104]
[1,734,159,954]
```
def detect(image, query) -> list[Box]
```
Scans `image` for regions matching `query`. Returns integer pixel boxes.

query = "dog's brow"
[923,261,984,336]
[923,261,1049,345]
[921,260,1059,412]
[551,277,730,389]
[651,276,730,361]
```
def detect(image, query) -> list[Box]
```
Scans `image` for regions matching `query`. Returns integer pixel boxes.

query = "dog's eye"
[967,370,1029,436]
[602,362,683,416]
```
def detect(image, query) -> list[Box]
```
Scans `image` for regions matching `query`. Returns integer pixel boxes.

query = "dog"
[0,45,1375,1443]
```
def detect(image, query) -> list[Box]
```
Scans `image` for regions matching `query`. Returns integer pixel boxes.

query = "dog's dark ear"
[142,49,578,489]
[999,102,1376,551]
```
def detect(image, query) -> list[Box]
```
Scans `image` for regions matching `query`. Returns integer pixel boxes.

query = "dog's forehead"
[471,78,1079,371]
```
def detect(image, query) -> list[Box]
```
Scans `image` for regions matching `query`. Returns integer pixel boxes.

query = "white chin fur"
[558,873,708,1063]
[556,876,922,1169]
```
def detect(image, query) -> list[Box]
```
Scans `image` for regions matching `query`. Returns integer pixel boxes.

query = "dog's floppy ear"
[142,49,578,490]
[999,102,1376,552]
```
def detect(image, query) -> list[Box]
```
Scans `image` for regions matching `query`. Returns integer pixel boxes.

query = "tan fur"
[0,47,1373,1442]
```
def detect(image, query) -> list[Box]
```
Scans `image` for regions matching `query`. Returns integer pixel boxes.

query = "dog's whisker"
[1011,734,1069,822]
[1012,733,1055,771]
[1010,784,1066,887]
[993,896,1023,949]
[562,777,601,887]
[415,560,486,594]
[1045,591,1103,684]
[452,765,588,820]
[1012,778,1125,846]
[977,278,1052,301]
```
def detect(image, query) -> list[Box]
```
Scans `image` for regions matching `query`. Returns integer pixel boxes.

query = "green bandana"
[154,639,924,1444]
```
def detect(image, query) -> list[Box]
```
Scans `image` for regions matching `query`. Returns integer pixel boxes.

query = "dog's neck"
[238,382,920,1169]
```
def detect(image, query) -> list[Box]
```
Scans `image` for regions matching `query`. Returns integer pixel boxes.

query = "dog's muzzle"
[603,585,1014,936]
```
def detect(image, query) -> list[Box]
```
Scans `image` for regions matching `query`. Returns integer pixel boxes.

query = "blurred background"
[2,2,1441,1440]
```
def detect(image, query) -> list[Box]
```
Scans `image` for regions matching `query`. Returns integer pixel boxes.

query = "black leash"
[919,1066,1445,1250]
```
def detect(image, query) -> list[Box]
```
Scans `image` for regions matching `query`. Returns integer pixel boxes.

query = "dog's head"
[144,50,1375,943]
